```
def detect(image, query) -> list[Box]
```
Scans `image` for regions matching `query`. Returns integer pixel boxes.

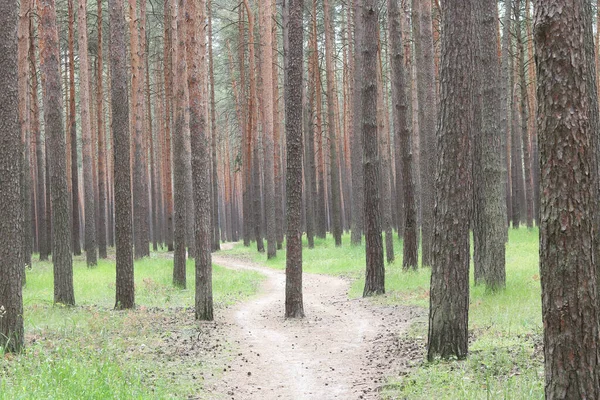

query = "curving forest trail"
[206,244,422,400]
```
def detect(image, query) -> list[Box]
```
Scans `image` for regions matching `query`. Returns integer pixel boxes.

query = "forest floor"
[204,243,424,399]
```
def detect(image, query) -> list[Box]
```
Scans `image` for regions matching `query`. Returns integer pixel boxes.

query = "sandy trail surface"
[205,244,423,400]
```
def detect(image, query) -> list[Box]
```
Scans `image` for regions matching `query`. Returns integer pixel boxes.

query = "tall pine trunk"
[39,0,75,305]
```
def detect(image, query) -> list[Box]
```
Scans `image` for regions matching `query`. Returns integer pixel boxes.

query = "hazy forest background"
[0,0,598,398]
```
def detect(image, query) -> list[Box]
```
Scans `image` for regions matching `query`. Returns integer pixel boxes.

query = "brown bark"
[515,0,534,228]
[284,0,305,318]
[97,0,107,259]
[79,0,97,267]
[0,0,24,352]
[312,0,327,240]
[324,0,342,247]
[129,0,145,259]
[472,0,507,290]
[377,44,394,264]
[185,0,213,320]
[501,0,513,229]
[511,47,525,229]
[427,0,473,361]
[39,0,75,305]
[525,0,539,222]
[535,0,600,397]
[172,0,187,287]
[67,0,81,256]
[208,0,220,252]
[110,0,134,309]
[272,0,284,250]
[18,0,31,275]
[351,0,364,245]
[259,0,277,258]
[243,0,264,253]
[163,0,174,251]
[389,0,418,270]
[415,0,437,267]
[31,16,48,262]
[362,0,384,297]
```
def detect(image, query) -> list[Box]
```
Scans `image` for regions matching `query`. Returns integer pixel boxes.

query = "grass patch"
[225,228,544,399]
[1,250,264,399]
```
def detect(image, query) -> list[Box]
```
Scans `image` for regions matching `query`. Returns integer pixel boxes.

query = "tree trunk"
[97,0,107,259]
[324,0,342,247]
[18,0,31,277]
[272,0,284,250]
[109,0,135,309]
[511,49,525,229]
[79,0,97,267]
[184,0,213,320]
[39,0,75,305]
[162,0,174,251]
[208,0,220,252]
[351,0,364,245]
[259,0,277,258]
[501,0,513,231]
[515,0,534,228]
[31,17,48,262]
[361,0,384,297]
[389,0,418,270]
[172,0,187,288]
[377,44,394,264]
[0,0,24,352]
[535,0,600,397]
[67,0,81,256]
[129,0,145,259]
[472,0,507,290]
[427,0,473,361]
[284,0,305,318]
[414,0,436,266]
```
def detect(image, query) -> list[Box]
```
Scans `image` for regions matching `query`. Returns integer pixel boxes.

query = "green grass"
[224,228,544,399]
[1,250,265,400]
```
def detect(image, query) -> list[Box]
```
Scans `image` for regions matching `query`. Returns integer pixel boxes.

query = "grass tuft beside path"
[1,252,264,400]
[224,228,544,399]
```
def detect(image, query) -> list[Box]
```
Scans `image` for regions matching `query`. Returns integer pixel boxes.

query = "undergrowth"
[224,228,544,399]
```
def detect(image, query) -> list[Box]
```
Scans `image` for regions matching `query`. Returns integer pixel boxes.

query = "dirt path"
[207,245,423,400]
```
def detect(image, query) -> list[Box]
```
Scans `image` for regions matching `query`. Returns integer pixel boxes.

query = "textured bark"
[185,0,213,320]
[259,0,277,258]
[377,46,394,264]
[0,0,24,351]
[272,1,284,250]
[79,0,97,267]
[535,0,600,397]
[243,0,264,253]
[511,48,525,229]
[67,0,81,256]
[284,0,305,318]
[96,0,107,259]
[139,0,150,257]
[31,19,48,262]
[39,0,75,305]
[208,0,220,252]
[515,0,534,228]
[162,0,174,251]
[415,0,436,266]
[304,53,317,249]
[324,0,342,247]
[472,0,507,291]
[18,0,31,275]
[351,0,364,245]
[110,0,134,309]
[427,0,473,361]
[389,0,417,270]
[361,0,384,297]
[501,1,513,230]
[129,0,146,259]
[172,0,187,288]
[312,0,327,240]
[525,0,539,222]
